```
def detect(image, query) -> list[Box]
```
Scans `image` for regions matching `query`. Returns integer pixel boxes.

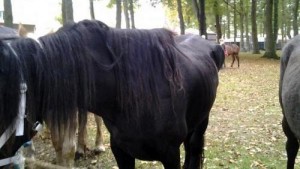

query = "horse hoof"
[94,145,106,154]
[75,152,84,160]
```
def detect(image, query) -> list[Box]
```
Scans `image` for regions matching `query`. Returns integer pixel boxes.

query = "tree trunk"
[281,0,285,42]
[214,0,222,43]
[263,0,278,59]
[176,0,185,34]
[4,0,13,28]
[293,0,299,36]
[245,3,251,51]
[239,0,245,51]
[90,0,95,20]
[199,0,207,38]
[62,0,74,25]
[233,0,237,43]
[251,0,260,54]
[123,0,130,29]
[226,1,230,39]
[116,0,122,28]
[273,0,279,47]
[128,0,135,29]
[192,0,201,35]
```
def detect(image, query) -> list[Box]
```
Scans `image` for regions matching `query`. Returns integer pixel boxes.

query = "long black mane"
[106,27,183,119]
[3,20,183,135]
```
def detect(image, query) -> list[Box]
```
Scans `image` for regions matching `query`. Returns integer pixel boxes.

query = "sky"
[3,0,168,36]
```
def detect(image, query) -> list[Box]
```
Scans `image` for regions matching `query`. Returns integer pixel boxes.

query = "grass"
[34,52,290,169]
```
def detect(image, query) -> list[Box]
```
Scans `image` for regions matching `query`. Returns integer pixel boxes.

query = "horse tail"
[211,44,225,71]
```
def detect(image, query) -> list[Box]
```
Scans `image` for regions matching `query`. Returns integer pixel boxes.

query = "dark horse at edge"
[0,20,223,168]
[280,35,300,169]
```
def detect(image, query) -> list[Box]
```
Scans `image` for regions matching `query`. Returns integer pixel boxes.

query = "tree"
[239,0,245,51]
[192,0,207,38]
[128,0,135,29]
[251,0,260,54]
[90,0,95,19]
[123,0,130,28]
[293,0,299,36]
[263,0,278,59]
[176,0,185,34]
[213,0,222,43]
[116,0,122,28]
[4,0,13,28]
[62,0,74,24]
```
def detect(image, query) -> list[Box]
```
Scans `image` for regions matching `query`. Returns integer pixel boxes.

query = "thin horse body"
[280,35,300,169]
[222,43,240,68]
[0,20,221,168]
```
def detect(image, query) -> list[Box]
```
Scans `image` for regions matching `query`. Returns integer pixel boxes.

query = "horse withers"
[221,43,240,68]
[0,20,220,169]
[280,35,300,169]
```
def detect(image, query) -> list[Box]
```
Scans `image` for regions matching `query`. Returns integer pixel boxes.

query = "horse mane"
[106,27,183,120]
[35,20,108,135]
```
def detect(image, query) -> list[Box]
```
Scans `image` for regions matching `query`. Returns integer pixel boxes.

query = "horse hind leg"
[76,110,88,159]
[48,118,77,167]
[282,117,299,169]
[183,117,208,169]
[236,54,240,68]
[111,139,135,169]
[231,55,236,67]
[94,114,106,153]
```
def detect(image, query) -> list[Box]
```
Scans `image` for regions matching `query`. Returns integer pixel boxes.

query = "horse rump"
[280,35,300,169]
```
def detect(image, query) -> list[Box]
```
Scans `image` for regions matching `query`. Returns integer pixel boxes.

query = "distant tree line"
[4,0,300,58]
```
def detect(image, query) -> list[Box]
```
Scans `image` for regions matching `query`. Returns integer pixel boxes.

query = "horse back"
[175,34,224,70]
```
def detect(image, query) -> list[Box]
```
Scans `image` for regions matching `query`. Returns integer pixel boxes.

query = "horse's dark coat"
[0,20,220,169]
[280,35,300,169]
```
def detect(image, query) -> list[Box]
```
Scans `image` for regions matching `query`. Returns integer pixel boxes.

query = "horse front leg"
[161,145,181,169]
[282,117,299,169]
[94,114,106,153]
[111,138,135,169]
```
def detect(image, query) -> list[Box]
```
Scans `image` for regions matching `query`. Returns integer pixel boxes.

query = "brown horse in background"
[222,43,240,68]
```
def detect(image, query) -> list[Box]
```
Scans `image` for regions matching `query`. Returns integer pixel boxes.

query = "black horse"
[175,34,225,71]
[280,35,300,169]
[0,20,221,169]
